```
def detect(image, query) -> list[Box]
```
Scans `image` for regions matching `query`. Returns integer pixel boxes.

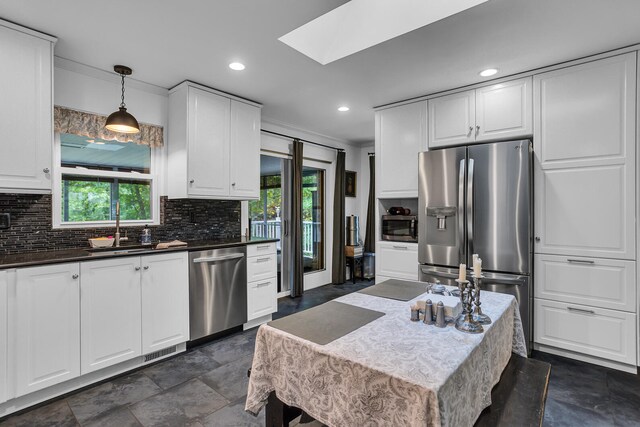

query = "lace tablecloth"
[246,286,527,427]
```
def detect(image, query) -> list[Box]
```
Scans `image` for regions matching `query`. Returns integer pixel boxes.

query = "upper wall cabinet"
[428,77,532,148]
[533,53,636,260]
[168,81,262,200]
[375,101,427,198]
[0,21,56,193]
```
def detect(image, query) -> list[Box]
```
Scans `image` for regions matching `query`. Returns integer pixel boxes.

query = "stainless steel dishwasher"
[189,246,247,341]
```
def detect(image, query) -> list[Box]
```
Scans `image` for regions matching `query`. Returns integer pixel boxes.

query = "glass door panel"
[302,166,325,273]
[249,155,291,293]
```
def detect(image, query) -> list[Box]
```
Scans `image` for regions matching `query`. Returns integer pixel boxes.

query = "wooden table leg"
[265,391,302,427]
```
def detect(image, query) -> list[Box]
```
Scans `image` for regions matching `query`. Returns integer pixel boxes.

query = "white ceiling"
[2,0,640,144]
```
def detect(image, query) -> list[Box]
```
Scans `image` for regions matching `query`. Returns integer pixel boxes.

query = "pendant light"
[105,65,140,134]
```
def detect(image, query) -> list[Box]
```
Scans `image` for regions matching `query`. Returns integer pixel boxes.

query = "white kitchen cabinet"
[80,258,142,374]
[14,263,80,396]
[0,21,56,193]
[376,241,419,281]
[140,252,189,355]
[534,298,637,366]
[428,91,475,148]
[0,271,7,404]
[375,101,427,198]
[229,100,261,199]
[186,86,230,197]
[428,77,532,149]
[533,53,636,260]
[246,243,278,322]
[534,254,636,312]
[168,81,262,200]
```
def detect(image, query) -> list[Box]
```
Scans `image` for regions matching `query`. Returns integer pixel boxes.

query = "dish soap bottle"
[140,225,152,246]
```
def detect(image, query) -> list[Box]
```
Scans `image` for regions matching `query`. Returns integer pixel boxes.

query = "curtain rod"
[261,129,345,152]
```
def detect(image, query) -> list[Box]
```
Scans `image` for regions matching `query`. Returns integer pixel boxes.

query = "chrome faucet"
[115,201,121,247]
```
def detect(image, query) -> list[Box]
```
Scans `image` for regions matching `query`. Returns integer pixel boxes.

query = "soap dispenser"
[140,225,152,245]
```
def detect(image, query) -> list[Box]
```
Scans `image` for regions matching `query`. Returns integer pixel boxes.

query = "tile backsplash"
[0,194,241,255]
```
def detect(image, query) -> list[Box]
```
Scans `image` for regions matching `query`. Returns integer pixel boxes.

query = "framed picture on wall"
[345,170,357,197]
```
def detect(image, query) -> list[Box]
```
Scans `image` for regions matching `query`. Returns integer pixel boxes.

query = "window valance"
[54,106,164,148]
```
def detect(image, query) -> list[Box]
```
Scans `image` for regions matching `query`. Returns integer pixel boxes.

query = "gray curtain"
[364,154,375,253]
[290,139,305,298]
[331,151,346,284]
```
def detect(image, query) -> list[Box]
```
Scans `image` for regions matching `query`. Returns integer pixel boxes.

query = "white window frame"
[52,133,161,229]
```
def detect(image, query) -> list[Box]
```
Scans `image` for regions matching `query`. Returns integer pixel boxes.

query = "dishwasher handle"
[193,253,245,263]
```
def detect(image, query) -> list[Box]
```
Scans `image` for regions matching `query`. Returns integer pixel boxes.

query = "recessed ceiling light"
[479,68,498,77]
[229,62,245,71]
[338,106,350,112]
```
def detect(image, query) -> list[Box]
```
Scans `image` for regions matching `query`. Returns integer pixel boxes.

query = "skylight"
[279,0,489,65]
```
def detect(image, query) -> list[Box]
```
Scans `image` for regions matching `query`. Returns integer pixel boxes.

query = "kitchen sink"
[85,247,151,256]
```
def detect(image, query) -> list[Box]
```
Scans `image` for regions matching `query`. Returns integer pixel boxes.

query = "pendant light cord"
[120,74,126,108]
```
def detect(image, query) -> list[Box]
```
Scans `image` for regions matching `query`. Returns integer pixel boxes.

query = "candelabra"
[454,279,484,334]
[471,275,492,325]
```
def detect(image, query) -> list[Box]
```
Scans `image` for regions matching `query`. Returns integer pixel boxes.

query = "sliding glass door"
[249,155,292,294]
[249,154,331,294]
[302,166,325,273]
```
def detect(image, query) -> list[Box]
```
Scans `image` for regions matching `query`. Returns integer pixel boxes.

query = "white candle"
[458,264,466,281]
[473,257,482,277]
[472,253,478,265]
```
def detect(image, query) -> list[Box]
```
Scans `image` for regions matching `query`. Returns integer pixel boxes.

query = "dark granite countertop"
[0,237,279,270]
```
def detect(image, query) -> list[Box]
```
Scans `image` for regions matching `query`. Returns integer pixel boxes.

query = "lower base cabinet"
[534,298,637,365]
[247,243,278,322]
[15,263,80,396]
[80,258,142,374]
[0,271,7,404]
[376,241,419,281]
[141,252,189,354]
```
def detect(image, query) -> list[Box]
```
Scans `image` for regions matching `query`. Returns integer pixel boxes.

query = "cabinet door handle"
[257,257,271,262]
[535,236,541,242]
[257,245,271,249]
[256,281,271,287]
[143,266,149,270]
[72,274,79,279]
[567,306,595,315]
[392,245,408,250]
[468,126,473,135]
[232,182,236,186]
[43,168,50,174]
[475,125,480,135]
[189,179,195,184]
[567,259,595,265]
[135,266,141,271]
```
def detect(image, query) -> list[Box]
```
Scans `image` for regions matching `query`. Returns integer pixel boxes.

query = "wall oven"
[381,215,418,242]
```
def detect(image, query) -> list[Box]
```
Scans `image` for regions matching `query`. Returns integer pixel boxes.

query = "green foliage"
[62,177,150,222]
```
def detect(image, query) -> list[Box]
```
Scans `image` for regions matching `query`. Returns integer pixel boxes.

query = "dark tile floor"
[1,278,639,426]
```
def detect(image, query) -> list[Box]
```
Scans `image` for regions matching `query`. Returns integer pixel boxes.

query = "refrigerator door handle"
[467,158,475,259]
[458,159,466,263]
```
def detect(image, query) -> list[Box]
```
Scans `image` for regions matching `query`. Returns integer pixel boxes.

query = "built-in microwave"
[381,215,418,242]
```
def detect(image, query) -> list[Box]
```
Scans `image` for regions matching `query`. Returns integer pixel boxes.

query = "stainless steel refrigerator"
[418,139,532,351]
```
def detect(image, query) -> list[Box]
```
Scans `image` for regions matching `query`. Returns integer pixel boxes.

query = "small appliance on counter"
[346,215,360,246]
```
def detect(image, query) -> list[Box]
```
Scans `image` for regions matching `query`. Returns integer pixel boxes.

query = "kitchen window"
[53,132,159,228]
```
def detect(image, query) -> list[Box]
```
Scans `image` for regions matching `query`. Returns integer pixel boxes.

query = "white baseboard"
[0,343,186,418]
[244,314,272,330]
[534,343,638,374]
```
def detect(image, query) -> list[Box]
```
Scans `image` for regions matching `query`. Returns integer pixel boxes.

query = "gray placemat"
[268,301,385,345]
[357,279,429,301]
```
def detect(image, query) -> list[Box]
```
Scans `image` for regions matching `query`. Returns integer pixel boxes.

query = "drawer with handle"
[534,298,637,365]
[247,253,277,282]
[376,241,418,280]
[247,243,277,257]
[534,254,636,312]
[248,278,277,321]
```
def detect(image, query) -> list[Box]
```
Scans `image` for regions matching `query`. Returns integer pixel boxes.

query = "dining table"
[245,280,527,427]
